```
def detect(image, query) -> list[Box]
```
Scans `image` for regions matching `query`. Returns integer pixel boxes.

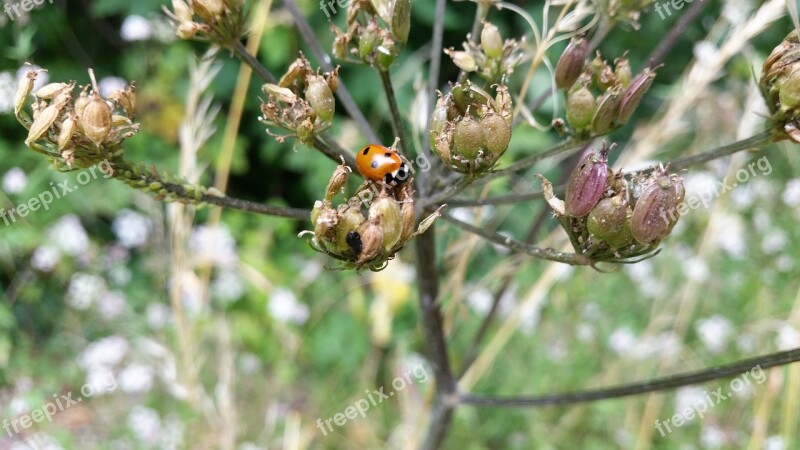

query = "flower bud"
[391,0,411,44]
[630,173,683,245]
[618,68,656,125]
[587,193,633,249]
[305,75,336,123]
[566,86,596,132]
[453,115,483,160]
[481,112,511,156]
[80,94,113,147]
[591,85,623,135]
[369,194,402,251]
[555,37,588,90]
[564,149,608,217]
[14,69,38,116]
[481,22,504,60]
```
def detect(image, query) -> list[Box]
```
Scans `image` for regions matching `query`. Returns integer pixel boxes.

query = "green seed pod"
[591,85,623,135]
[359,22,379,60]
[481,113,511,156]
[565,150,608,217]
[615,56,632,88]
[433,122,454,165]
[566,86,596,132]
[453,116,484,160]
[618,68,656,125]
[555,37,588,90]
[779,68,800,111]
[587,194,633,249]
[391,0,411,44]
[376,37,396,71]
[481,22,504,60]
[369,194,402,252]
[630,174,682,245]
[305,75,336,123]
[333,205,366,254]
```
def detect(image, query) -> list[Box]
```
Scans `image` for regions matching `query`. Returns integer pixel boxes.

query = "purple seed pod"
[630,174,683,244]
[618,68,657,125]
[565,149,609,217]
[555,37,589,90]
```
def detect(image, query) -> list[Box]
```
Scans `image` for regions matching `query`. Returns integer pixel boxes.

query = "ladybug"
[355,144,410,185]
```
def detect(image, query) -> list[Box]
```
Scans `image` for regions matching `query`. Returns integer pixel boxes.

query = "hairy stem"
[460,347,800,407]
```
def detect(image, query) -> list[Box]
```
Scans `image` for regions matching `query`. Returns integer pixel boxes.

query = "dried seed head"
[14,69,38,116]
[369,194,402,251]
[480,22,504,60]
[618,67,656,124]
[555,37,588,90]
[481,112,511,156]
[263,84,299,104]
[564,149,608,217]
[80,93,113,147]
[566,86,596,132]
[356,219,384,264]
[630,173,683,245]
[58,112,78,151]
[25,103,60,146]
[34,82,70,100]
[453,115,483,160]
[313,201,339,244]
[305,75,336,123]
[587,193,633,249]
[110,83,137,118]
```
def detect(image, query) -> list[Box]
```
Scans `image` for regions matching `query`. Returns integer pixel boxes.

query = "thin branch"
[199,191,310,219]
[283,0,380,143]
[230,41,275,84]
[646,0,708,69]
[415,228,458,450]
[419,0,448,196]
[457,1,489,83]
[460,347,800,407]
[441,213,590,265]
[447,191,544,207]
[379,70,411,155]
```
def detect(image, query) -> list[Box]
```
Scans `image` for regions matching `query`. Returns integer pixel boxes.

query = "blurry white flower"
[683,257,709,283]
[695,315,732,354]
[776,324,800,351]
[128,406,162,446]
[190,225,237,267]
[683,172,719,210]
[17,65,48,92]
[238,353,262,375]
[108,265,133,286]
[119,364,154,394]
[699,424,726,449]
[268,287,309,325]
[729,183,755,210]
[112,209,152,248]
[0,71,15,113]
[97,290,126,320]
[782,179,800,207]
[159,416,184,450]
[120,15,153,42]
[211,269,245,303]
[466,288,493,315]
[3,167,27,193]
[775,255,794,272]
[712,213,745,259]
[675,386,705,414]
[98,77,127,98]
[635,332,681,360]
[84,368,118,396]
[736,333,756,352]
[764,435,785,450]
[9,397,29,415]
[146,303,171,330]
[753,208,771,232]
[48,215,89,256]
[575,323,595,342]
[761,230,788,255]
[298,258,323,283]
[11,433,63,450]
[80,335,128,369]
[608,327,636,355]
[31,245,60,272]
[67,273,107,310]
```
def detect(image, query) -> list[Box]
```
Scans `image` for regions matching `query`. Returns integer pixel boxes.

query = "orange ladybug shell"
[355,145,409,184]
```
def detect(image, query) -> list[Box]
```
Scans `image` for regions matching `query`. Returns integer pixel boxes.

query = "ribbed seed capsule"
[325,163,350,201]
[555,37,588,90]
[566,86,596,132]
[58,112,78,150]
[14,70,37,116]
[25,103,60,146]
[591,85,623,134]
[172,0,194,22]
[587,193,633,249]
[779,68,800,110]
[369,195,402,252]
[564,150,608,217]
[305,76,335,123]
[359,22,379,59]
[453,116,483,160]
[481,22,504,59]
[191,0,223,22]
[630,174,682,245]
[335,205,365,254]
[400,199,415,241]
[615,57,632,88]
[618,68,656,124]
[376,38,396,71]
[34,83,70,100]
[356,219,384,264]
[481,113,511,156]
[80,94,112,147]
[391,0,411,43]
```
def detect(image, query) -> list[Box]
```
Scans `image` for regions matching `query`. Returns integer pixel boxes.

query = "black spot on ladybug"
[371,161,379,169]
[346,231,363,257]
[362,147,370,155]
[385,152,392,158]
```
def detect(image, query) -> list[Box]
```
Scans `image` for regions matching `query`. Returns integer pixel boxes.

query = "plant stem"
[379,70,411,155]
[230,41,275,83]
[441,213,591,265]
[457,1,489,83]
[460,347,800,407]
[415,227,458,450]
[283,0,380,143]
[315,134,358,169]
[419,0,448,196]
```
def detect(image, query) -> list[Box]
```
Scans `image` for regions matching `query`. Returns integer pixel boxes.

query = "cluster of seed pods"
[542,145,685,264]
